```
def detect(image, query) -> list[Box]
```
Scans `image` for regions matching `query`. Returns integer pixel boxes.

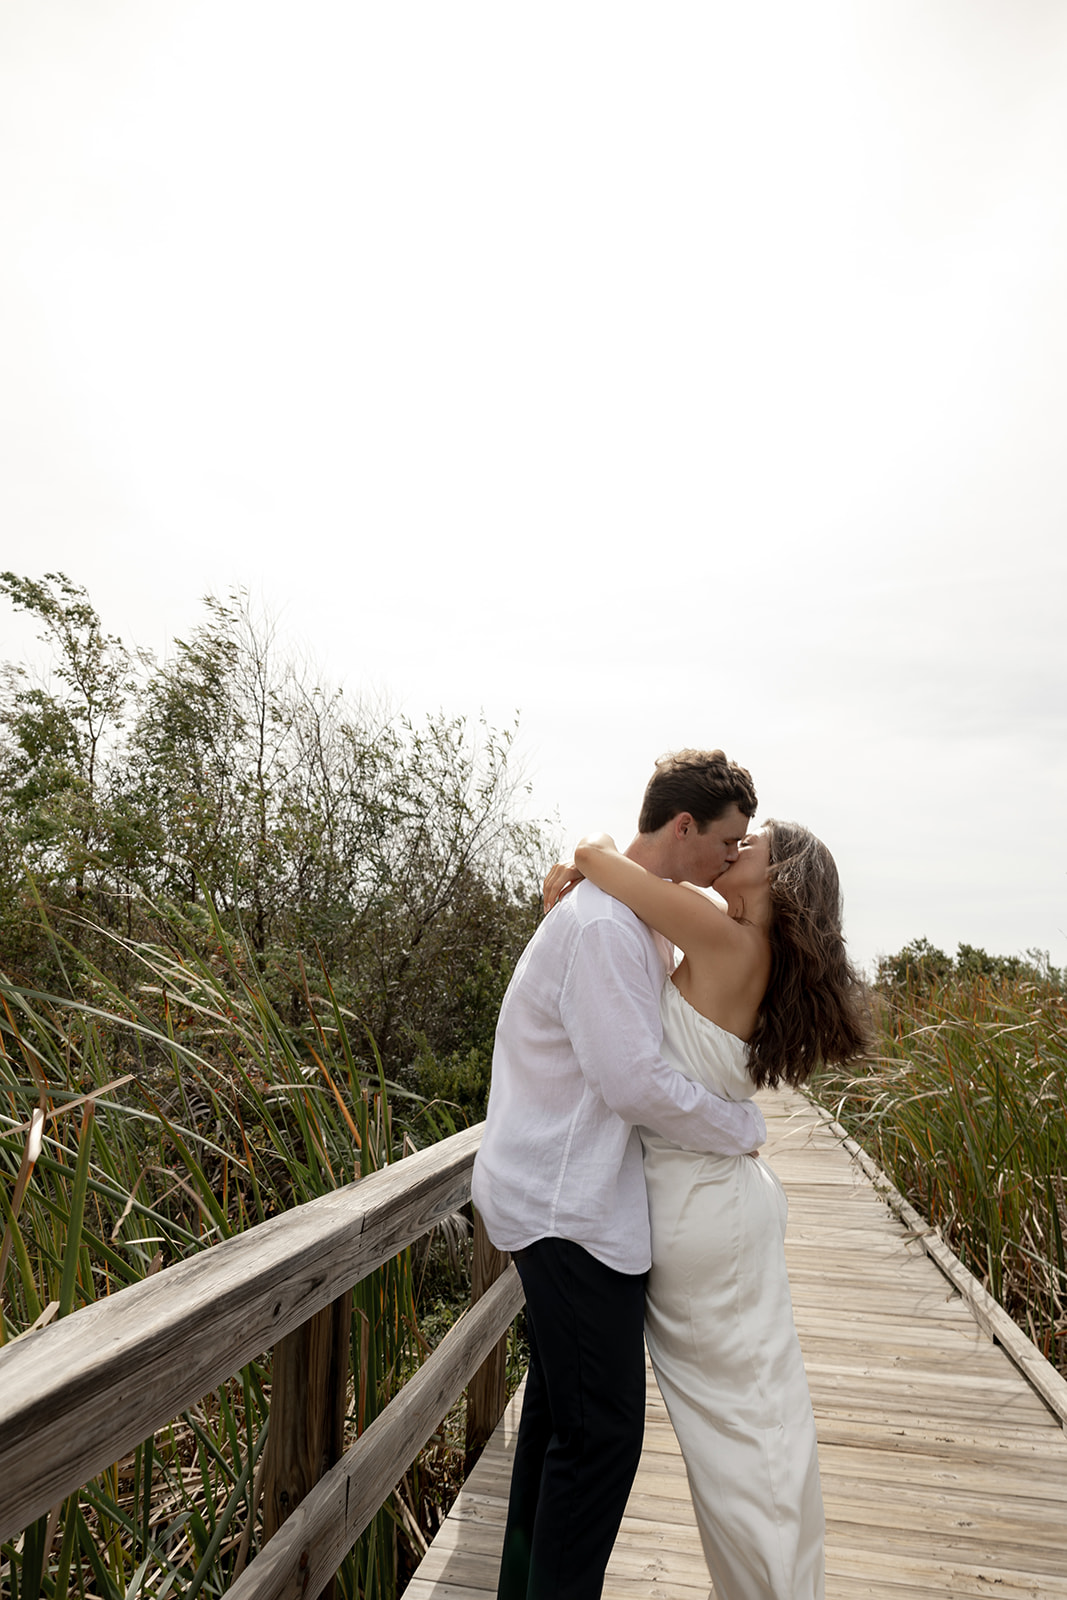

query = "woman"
[543,820,869,1600]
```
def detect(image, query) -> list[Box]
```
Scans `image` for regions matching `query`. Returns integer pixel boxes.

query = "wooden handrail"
[228,1265,524,1600]
[0,1123,512,1544]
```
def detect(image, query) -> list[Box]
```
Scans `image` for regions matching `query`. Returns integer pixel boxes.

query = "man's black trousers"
[496,1237,647,1600]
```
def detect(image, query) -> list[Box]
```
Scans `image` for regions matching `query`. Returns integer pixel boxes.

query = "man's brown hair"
[637,748,758,834]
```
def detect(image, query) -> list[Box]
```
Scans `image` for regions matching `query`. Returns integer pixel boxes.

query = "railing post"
[262,1291,350,1597]
[464,1209,512,1471]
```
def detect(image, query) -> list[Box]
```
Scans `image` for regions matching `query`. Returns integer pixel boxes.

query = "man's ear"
[672,811,694,840]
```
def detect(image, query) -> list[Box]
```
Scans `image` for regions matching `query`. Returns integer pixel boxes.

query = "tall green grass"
[814,972,1066,1373]
[0,894,467,1600]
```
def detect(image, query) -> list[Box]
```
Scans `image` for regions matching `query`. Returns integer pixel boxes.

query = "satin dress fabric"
[641,978,825,1600]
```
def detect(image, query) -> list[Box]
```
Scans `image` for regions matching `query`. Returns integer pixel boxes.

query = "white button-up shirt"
[471,880,767,1274]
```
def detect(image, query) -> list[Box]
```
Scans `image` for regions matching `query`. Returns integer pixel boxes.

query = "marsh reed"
[0,896,469,1600]
[814,967,1066,1374]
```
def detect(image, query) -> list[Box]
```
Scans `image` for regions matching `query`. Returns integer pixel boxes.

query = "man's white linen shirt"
[471,881,767,1274]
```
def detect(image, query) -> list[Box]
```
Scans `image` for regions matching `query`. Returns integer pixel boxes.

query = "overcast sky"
[2,1,1065,974]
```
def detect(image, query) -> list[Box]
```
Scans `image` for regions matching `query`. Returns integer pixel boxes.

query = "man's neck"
[623,832,675,880]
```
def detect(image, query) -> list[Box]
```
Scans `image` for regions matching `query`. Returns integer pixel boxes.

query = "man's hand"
[543,861,585,913]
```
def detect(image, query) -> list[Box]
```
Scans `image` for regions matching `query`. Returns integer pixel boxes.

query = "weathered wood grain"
[261,1291,350,1563]
[807,1100,1067,1431]
[406,1088,1067,1599]
[463,1210,511,1470]
[225,1264,525,1600]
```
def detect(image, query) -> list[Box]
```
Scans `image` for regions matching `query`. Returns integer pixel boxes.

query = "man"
[471,749,764,1600]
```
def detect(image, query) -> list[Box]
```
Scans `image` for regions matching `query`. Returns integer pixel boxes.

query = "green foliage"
[874,936,1063,994]
[411,1041,494,1126]
[0,576,545,1097]
[0,572,136,903]
[0,572,133,788]
[873,935,954,989]
[816,956,1067,1375]
[0,575,545,1598]
[0,899,471,1599]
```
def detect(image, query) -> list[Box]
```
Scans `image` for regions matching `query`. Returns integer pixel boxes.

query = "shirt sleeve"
[559,914,767,1156]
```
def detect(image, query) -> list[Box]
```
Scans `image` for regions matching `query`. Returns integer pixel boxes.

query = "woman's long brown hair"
[745,819,871,1090]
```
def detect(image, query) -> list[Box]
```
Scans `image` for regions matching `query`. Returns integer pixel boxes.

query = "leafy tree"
[0,576,547,1101]
[0,572,134,902]
[875,936,954,991]
[876,937,1063,995]
[0,571,132,794]
[124,595,290,927]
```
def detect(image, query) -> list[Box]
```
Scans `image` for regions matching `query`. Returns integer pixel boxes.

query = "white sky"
[2,1,1066,973]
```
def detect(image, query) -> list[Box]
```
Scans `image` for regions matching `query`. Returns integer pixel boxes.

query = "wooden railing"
[0,1122,524,1599]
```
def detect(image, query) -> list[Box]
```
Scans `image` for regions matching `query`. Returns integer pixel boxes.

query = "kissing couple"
[472,748,869,1600]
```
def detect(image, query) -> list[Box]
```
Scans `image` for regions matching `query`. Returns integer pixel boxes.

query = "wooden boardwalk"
[408,1089,1067,1599]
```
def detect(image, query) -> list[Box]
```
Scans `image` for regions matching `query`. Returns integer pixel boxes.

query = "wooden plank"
[408,1089,1067,1599]
[807,1101,1067,1431]
[798,1336,1003,1368]
[816,1444,1067,1501]
[823,1496,1067,1559]
[821,1482,1067,1533]
[805,1358,1056,1399]
[825,1543,1067,1598]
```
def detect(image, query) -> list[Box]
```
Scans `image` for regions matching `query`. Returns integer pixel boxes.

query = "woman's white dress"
[641,978,825,1600]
